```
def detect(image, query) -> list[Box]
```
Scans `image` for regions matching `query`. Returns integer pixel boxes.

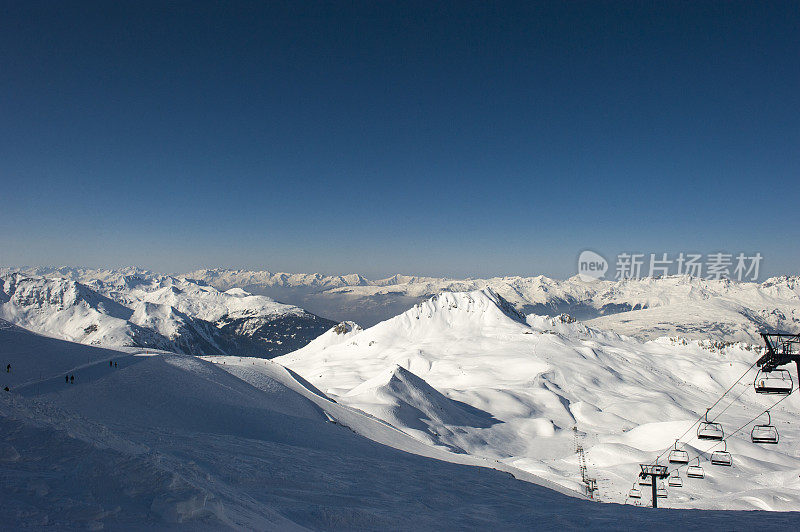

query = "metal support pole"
[651,476,658,508]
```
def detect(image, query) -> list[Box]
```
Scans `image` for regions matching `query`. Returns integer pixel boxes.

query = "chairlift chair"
[639,475,652,486]
[628,485,642,499]
[751,411,779,444]
[656,482,668,498]
[668,440,689,464]
[697,409,724,441]
[754,369,793,395]
[710,441,733,466]
[668,474,683,487]
[686,457,705,479]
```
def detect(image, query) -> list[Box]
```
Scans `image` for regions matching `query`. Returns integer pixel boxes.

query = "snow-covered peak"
[346,364,427,397]
[371,289,528,337]
[274,289,540,396]
[0,274,169,348]
[224,287,251,297]
[343,364,497,451]
[50,271,307,326]
[1,275,132,320]
[525,313,620,342]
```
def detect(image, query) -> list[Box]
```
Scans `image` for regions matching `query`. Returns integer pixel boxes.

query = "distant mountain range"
[3,266,799,345]
[188,268,800,343]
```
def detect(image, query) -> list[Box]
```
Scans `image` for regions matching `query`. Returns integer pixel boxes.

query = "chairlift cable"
[636,362,780,487]
[706,360,761,412]
[721,386,795,442]
[710,384,752,423]
[630,343,792,489]
[661,386,797,478]
[649,360,759,466]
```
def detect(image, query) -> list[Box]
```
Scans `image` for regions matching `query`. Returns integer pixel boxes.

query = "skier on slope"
[70,375,74,384]
[6,364,10,373]
[65,375,69,384]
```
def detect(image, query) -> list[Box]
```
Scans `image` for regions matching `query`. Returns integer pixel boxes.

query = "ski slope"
[3,319,800,528]
[276,289,800,512]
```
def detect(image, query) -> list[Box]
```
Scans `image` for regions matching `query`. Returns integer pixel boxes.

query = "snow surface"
[3,321,800,528]
[276,289,800,512]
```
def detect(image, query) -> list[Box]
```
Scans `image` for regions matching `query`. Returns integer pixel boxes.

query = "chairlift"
[710,440,733,467]
[668,440,689,464]
[697,409,724,441]
[686,457,705,479]
[751,411,779,444]
[628,483,642,499]
[668,474,683,488]
[754,369,793,395]
[639,475,652,486]
[656,482,668,498]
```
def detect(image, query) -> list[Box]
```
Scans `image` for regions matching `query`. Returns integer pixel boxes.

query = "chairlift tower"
[639,464,670,508]
[585,477,598,499]
[574,427,598,499]
[757,333,800,387]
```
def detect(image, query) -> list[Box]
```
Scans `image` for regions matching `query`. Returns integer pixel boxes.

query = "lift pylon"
[639,464,670,508]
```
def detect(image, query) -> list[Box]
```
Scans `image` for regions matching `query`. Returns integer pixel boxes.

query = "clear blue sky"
[1,1,798,279]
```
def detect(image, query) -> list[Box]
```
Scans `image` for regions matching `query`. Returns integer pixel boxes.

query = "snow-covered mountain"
[7,266,800,344]
[276,289,800,511]
[3,313,800,527]
[0,274,172,350]
[0,272,335,357]
[182,268,800,343]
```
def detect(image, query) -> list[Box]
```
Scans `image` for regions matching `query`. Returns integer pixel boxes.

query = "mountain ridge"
[0,272,335,357]
[4,266,800,343]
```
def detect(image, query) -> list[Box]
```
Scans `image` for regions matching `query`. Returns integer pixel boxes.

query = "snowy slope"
[581,276,800,342]
[0,271,335,357]
[276,289,800,511]
[3,320,800,528]
[342,364,500,453]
